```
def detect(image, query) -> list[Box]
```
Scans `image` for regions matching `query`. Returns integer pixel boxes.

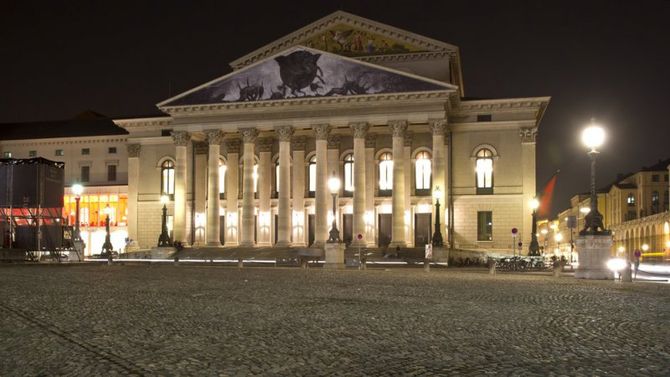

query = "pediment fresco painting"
[303,24,428,57]
[163,47,449,107]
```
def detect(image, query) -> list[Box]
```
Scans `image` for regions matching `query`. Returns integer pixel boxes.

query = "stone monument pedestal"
[575,234,613,280]
[324,242,345,269]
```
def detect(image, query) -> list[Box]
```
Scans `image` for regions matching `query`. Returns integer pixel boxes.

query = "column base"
[223,242,239,248]
[275,241,291,248]
[239,241,255,248]
[206,242,223,247]
[388,241,406,248]
[256,242,272,247]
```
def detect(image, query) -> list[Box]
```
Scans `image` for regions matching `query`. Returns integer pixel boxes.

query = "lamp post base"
[575,234,614,280]
[324,242,345,269]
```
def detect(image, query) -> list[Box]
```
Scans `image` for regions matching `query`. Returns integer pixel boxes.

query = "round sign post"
[356,234,364,270]
[511,228,518,258]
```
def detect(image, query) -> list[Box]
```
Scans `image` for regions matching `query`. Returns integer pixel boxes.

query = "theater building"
[1,11,550,255]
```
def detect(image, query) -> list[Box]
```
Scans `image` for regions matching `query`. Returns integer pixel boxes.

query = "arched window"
[308,155,316,197]
[161,160,175,196]
[415,151,431,194]
[343,153,354,194]
[218,159,226,196]
[379,152,393,193]
[253,164,259,193]
[475,149,493,194]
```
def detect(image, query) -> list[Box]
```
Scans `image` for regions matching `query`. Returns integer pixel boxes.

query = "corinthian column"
[205,130,223,246]
[126,144,140,248]
[224,139,240,247]
[351,122,368,247]
[313,124,331,247]
[430,119,447,241]
[275,126,293,247]
[257,138,273,246]
[292,137,307,246]
[239,128,258,247]
[171,131,190,245]
[389,120,407,248]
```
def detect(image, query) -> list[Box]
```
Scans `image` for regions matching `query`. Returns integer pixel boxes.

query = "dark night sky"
[1,0,669,217]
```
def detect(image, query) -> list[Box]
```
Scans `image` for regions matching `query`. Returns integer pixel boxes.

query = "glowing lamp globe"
[160,195,170,205]
[529,198,540,211]
[328,176,341,193]
[581,124,606,151]
[72,184,84,197]
[554,233,563,243]
[433,186,442,200]
[641,244,649,252]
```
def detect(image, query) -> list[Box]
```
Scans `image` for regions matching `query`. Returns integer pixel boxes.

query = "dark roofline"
[0,113,128,141]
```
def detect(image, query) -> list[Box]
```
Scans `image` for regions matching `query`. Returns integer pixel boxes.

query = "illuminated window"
[343,153,354,193]
[161,160,175,196]
[627,194,635,206]
[218,159,226,195]
[475,149,493,194]
[379,152,393,192]
[3,152,11,158]
[275,159,280,195]
[55,149,64,156]
[652,191,660,213]
[477,211,493,241]
[415,151,431,193]
[308,155,316,196]
[29,150,37,157]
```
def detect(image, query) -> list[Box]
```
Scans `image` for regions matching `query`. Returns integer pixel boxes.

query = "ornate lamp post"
[72,184,84,242]
[101,204,114,258]
[528,198,540,256]
[540,228,548,254]
[158,195,172,247]
[327,173,341,243]
[580,121,609,235]
[432,186,444,247]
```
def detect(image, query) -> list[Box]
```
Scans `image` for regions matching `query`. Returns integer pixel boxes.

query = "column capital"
[429,119,447,135]
[292,136,307,151]
[365,134,376,148]
[313,124,331,140]
[404,131,413,147]
[226,139,241,154]
[171,131,191,146]
[194,141,209,154]
[350,122,370,139]
[240,128,259,143]
[127,144,141,158]
[327,135,341,149]
[205,129,224,145]
[519,127,538,143]
[389,120,408,138]
[275,125,294,142]
[258,137,274,152]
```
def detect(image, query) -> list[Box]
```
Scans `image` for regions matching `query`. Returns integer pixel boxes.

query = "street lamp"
[101,204,114,258]
[327,173,341,243]
[580,121,609,235]
[529,198,540,256]
[540,228,548,253]
[432,186,444,247]
[72,184,84,242]
[158,195,172,247]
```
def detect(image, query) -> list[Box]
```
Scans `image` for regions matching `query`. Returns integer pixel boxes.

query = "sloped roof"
[0,112,128,141]
[640,158,670,172]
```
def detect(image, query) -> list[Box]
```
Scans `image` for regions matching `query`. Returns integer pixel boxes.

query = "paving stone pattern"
[1,265,669,376]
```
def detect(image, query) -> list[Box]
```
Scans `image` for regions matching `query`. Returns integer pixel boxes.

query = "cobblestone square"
[1,264,669,376]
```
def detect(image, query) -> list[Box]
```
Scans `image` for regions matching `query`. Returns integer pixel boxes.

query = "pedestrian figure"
[633,249,641,279]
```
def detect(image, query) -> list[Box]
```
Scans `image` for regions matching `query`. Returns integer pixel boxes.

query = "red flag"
[537,170,559,219]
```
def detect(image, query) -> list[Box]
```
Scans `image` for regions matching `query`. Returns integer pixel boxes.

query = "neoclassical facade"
[116,11,549,252]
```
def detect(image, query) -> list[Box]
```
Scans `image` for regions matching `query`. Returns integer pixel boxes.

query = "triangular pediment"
[230,11,458,70]
[158,46,455,108]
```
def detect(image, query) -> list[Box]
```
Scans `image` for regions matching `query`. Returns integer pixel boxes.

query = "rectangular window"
[55,149,64,156]
[477,114,492,122]
[29,150,37,157]
[81,166,90,183]
[309,163,316,193]
[107,165,117,182]
[652,174,659,182]
[2,152,11,158]
[108,147,117,154]
[477,211,493,241]
[344,163,354,192]
[81,148,90,155]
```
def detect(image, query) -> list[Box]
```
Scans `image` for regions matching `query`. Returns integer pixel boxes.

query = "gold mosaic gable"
[303,24,428,57]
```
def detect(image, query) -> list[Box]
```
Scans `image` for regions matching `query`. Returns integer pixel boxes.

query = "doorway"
[343,214,353,246]
[308,214,315,247]
[414,213,432,247]
[378,214,392,248]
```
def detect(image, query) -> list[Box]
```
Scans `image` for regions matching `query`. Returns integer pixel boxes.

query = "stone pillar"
[351,122,369,247]
[224,139,240,246]
[313,124,331,247]
[389,120,407,248]
[257,138,273,246]
[365,135,376,247]
[240,128,258,247]
[291,137,307,247]
[276,126,293,247]
[520,127,538,252]
[430,119,447,240]
[328,135,341,239]
[194,142,208,246]
[126,144,140,248]
[404,132,413,246]
[205,130,223,247]
[171,131,190,245]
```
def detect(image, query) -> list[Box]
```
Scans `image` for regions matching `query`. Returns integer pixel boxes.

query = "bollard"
[238,258,244,269]
[553,261,562,277]
[489,262,496,275]
[424,259,430,272]
[301,258,308,269]
[361,256,367,270]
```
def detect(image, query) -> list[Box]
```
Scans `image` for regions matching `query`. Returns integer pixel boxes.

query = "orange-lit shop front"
[64,187,128,257]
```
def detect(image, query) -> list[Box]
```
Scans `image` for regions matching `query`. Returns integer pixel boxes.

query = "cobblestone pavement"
[1,265,669,376]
